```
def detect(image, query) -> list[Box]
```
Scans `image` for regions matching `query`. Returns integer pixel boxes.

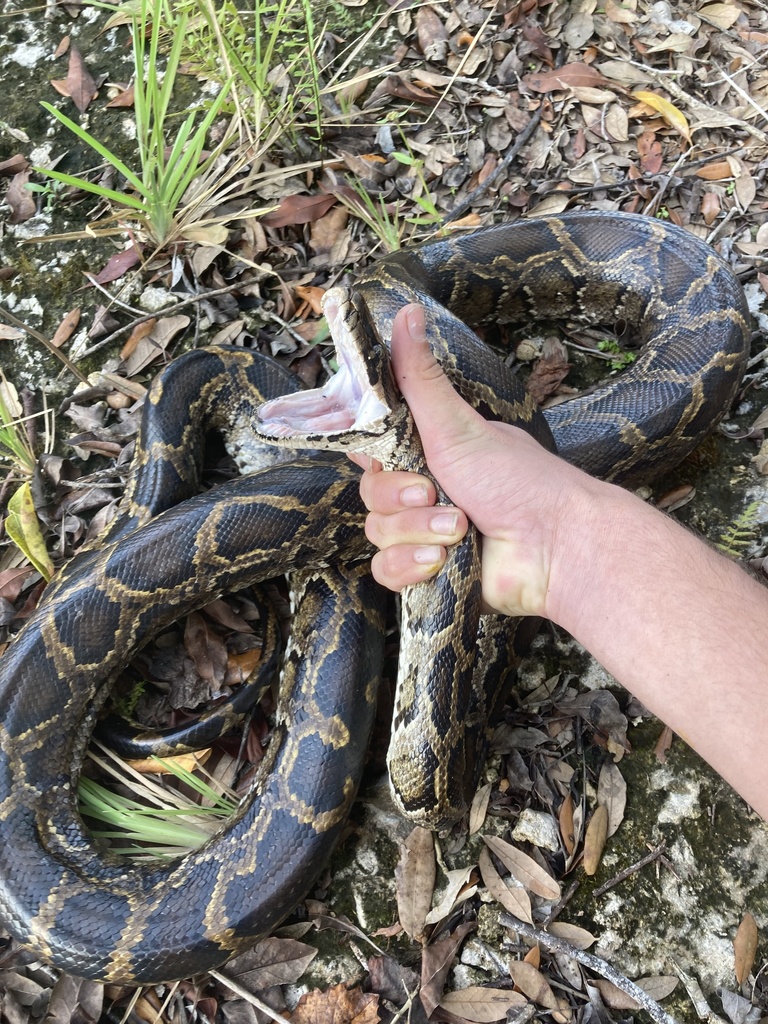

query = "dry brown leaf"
[592,979,639,1011]
[227,937,318,989]
[184,611,227,684]
[507,961,558,1009]
[395,826,435,942]
[92,245,142,285]
[289,983,380,1023]
[605,0,637,22]
[415,5,449,61]
[261,193,337,228]
[120,319,157,361]
[420,922,475,1016]
[106,83,135,108]
[734,173,757,212]
[478,845,533,924]
[701,191,721,226]
[65,45,98,113]
[5,171,35,224]
[482,836,560,900]
[559,794,576,854]
[583,805,609,876]
[123,315,190,375]
[597,761,626,837]
[439,986,527,1022]
[469,781,492,835]
[654,724,674,762]
[699,2,742,29]
[564,12,594,49]
[696,160,735,180]
[523,62,609,94]
[734,911,759,984]
[51,308,81,349]
[548,922,597,949]
[637,976,679,1001]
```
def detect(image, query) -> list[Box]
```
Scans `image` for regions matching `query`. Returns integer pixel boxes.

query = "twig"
[208,969,286,1023]
[499,913,681,1024]
[445,48,566,223]
[592,844,667,897]
[444,107,544,223]
[75,283,250,361]
[0,306,88,383]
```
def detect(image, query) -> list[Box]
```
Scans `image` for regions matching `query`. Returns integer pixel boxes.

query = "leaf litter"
[1,0,768,1022]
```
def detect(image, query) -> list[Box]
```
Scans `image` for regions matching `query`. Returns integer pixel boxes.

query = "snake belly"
[0,211,751,985]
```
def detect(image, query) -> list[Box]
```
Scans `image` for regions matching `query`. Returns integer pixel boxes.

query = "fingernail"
[406,305,427,342]
[413,545,442,566]
[401,483,429,506]
[430,512,458,535]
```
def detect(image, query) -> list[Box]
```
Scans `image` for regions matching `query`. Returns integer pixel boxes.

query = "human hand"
[351,304,598,620]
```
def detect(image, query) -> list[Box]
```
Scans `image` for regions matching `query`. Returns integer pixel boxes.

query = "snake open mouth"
[257,291,390,441]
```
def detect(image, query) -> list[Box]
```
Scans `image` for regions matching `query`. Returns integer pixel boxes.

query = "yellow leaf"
[632,90,692,143]
[5,482,54,580]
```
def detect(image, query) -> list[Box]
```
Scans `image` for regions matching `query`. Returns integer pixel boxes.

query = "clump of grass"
[81,742,238,858]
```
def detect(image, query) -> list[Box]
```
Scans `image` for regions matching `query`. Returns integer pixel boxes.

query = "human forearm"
[547,477,768,816]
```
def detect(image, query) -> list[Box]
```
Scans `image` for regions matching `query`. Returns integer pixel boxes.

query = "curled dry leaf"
[523,62,609,93]
[559,793,576,855]
[424,865,475,926]
[395,826,435,943]
[226,936,318,989]
[482,835,560,900]
[734,911,758,985]
[478,845,533,925]
[583,804,609,876]
[439,986,527,1023]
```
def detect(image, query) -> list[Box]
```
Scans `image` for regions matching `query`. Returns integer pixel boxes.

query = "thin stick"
[592,844,667,897]
[499,913,681,1024]
[208,969,286,1023]
[0,307,88,383]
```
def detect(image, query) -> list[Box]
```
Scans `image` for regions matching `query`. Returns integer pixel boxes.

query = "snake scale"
[0,212,750,984]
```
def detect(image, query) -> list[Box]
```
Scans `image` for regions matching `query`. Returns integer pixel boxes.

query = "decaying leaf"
[261,193,338,228]
[289,983,380,1023]
[469,781,492,835]
[226,937,318,989]
[583,805,609,876]
[734,911,758,985]
[548,922,597,949]
[395,826,435,942]
[420,921,474,1016]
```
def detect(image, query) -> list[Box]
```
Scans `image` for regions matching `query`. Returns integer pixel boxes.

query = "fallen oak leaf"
[478,845,533,924]
[261,193,337,228]
[523,62,610,93]
[51,308,81,349]
[583,804,609,876]
[439,986,527,1023]
[482,835,560,900]
[734,911,758,985]
[395,826,435,943]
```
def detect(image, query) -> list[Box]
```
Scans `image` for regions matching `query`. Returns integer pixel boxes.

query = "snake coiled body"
[0,213,750,983]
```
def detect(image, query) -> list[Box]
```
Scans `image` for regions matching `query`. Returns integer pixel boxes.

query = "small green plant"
[0,375,37,477]
[716,499,763,557]
[597,338,637,371]
[81,744,238,858]
[36,0,246,246]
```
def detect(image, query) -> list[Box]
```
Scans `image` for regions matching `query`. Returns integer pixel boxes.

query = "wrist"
[543,471,638,632]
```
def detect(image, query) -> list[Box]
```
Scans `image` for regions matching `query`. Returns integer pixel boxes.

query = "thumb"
[390,304,485,458]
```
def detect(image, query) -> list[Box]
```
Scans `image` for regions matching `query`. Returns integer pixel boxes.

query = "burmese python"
[0,212,750,984]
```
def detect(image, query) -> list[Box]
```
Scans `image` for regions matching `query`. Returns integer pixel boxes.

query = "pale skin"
[351,304,768,820]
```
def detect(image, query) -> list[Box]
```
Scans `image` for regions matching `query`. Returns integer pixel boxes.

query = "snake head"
[256,287,408,465]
